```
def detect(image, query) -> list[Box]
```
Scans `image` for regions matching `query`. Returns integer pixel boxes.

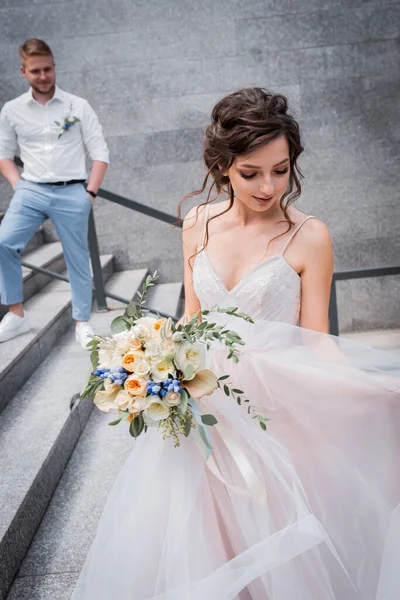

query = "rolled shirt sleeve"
[81,101,110,164]
[0,104,18,161]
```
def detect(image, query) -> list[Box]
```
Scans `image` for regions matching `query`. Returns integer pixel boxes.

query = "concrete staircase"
[2,232,398,600]
[0,230,183,600]
[3,329,400,600]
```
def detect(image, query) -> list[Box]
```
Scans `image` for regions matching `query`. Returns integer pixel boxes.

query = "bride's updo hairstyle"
[178,88,304,255]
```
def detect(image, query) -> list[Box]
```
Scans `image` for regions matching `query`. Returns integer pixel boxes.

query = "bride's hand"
[176,311,202,328]
[176,314,190,328]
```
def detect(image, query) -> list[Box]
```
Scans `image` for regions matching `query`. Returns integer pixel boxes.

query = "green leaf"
[90,350,99,367]
[110,315,130,333]
[86,339,100,350]
[129,413,145,438]
[180,388,189,414]
[54,120,61,126]
[223,384,230,396]
[232,389,244,394]
[201,414,218,426]
[81,377,103,400]
[259,421,267,431]
[184,416,192,437]
[218,375,229,381]
[108,418,122,426]
[126,301,139,318]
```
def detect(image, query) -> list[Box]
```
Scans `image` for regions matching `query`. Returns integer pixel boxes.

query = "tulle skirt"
[71,319,400,600]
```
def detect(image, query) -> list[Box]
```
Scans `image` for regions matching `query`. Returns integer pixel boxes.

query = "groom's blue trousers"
[0,179,93,321]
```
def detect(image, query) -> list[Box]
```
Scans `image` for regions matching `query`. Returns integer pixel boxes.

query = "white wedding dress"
[71,215,400,600]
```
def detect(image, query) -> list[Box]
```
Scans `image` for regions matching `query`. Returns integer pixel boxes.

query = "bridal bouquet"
[81,273,268,447]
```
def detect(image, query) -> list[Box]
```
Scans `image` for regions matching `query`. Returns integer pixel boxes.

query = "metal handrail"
[14,182,181,318]
[328,265,400,336]
[11,157,399,333]
[20,198,180,318]
[97,187,182,227]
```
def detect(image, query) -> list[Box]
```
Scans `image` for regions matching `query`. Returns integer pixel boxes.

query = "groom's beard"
[31,82,56,98]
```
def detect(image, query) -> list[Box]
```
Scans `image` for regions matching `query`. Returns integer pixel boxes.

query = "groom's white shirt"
[0,85,109,182]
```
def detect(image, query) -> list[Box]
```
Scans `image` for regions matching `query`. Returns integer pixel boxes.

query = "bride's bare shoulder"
[183,201,230,232]
[291,214,333,269]
[302,216,331,247]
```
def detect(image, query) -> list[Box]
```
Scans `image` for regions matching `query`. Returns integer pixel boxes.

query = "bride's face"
[227,136,291,213]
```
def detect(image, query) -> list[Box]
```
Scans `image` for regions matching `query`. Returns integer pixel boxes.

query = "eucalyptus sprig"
[173,306,254,363]
[110,271,158,334]
[218,375,270,432]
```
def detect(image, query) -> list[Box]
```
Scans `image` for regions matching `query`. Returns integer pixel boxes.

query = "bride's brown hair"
[177,87,304,264]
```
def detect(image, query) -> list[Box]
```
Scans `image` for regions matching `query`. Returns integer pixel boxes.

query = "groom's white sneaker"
[75,321,94,349]
[0,312,32,342]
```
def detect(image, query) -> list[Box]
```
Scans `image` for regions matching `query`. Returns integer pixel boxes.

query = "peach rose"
[121,350,146,373]
[124,374,148,396]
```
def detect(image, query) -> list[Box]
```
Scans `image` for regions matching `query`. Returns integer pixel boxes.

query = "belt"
[39,179,86,186]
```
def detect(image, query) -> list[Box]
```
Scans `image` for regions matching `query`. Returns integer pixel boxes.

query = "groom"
[0,39,109,347]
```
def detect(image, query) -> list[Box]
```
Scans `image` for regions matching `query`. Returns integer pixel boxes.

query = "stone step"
[0,241,65,320]
[0,269,148,600]
[3,274,186,600]
[5,409,131,600]
[342,328,400,355]
[146,281,184,319]
[0,254,114,415]
[103,268,148,311]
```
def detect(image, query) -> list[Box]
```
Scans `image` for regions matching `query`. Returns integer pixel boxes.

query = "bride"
[71,88,400,599]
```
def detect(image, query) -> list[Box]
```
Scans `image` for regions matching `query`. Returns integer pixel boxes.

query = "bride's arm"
[298,220,334,334]
[178,206,203,325]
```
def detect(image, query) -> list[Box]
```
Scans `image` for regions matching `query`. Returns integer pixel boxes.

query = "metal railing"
[329,266,400,336]
[17,181,182,320]
[9,158,400,333]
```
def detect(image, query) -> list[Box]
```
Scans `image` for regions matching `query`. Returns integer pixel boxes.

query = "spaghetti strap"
[198,204,211,251]
[281,215,316,255]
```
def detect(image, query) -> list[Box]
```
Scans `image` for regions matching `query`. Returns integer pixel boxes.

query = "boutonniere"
[55,103,80,139]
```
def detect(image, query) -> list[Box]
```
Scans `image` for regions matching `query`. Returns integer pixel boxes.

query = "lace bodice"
[193,214,316,326]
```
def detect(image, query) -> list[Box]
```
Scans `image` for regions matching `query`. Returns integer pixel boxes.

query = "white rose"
[133,358,151,376]
[174,341,205,380]
[144,338,162,359]
[165,390,181,407]
[151,359,176,383]
[98,347,122,370]
[113,331,142,354]
[114,390,132,410]
[132,324,152,342]
[134,317,157,338]
[144,396,170,424]
[136,316,158,328]
[129,395,147,413]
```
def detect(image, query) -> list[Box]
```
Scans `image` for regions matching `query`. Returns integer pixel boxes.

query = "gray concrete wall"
[0,0,399,331]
